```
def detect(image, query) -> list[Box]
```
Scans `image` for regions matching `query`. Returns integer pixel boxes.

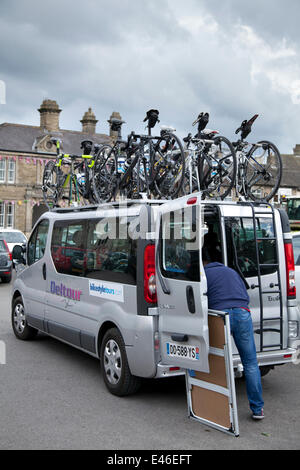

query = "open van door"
[156,195,209,373]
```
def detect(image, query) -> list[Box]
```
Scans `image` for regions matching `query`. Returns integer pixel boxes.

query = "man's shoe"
[252,409,264,420]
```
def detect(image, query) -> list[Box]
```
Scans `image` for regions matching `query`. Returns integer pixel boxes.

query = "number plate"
[166,342,200,361]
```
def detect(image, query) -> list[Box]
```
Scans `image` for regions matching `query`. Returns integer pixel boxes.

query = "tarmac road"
[0,275,299,450]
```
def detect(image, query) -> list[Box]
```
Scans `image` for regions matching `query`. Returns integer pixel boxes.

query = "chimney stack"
[38,99,61,132]
[81,107,98,134]
[108,111,122,140]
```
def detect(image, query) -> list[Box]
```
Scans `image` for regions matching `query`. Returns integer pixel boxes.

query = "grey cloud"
[0,0,299,154]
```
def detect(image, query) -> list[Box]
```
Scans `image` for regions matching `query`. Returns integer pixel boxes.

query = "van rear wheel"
[100,328,141,396]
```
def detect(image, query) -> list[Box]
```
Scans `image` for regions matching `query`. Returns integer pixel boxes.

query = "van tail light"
[284,240,296,299]
[144,244,157,304]
[3,240,12,261]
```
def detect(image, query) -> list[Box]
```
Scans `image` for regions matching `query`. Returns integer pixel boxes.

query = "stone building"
[0,99,120,236]
[276,145,300,200]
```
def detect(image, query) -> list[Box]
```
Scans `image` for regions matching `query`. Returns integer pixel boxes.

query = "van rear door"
[222,203,287,353]
[156,195,209,372]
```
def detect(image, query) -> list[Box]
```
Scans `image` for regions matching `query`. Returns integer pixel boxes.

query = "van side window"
[161,209,200,282]
[225,217,277,278]
[85,217,137,285]
[51,220,87,277]
[27,219,49,266]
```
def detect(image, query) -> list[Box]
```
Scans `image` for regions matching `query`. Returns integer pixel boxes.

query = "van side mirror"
[12,244,26,265]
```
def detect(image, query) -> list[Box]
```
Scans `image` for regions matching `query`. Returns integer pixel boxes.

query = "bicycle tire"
[92,145,116,203]
[42,160,64,208]
[152,133,185,199]
[244,140,282,202]
[197,135,236,200]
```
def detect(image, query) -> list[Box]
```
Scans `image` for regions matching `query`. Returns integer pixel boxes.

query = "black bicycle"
[183,112,237,199]
[233,115,282,202]
[92,110,185,202]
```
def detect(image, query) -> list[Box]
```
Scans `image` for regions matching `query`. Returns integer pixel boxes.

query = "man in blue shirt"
[203,247,264,420]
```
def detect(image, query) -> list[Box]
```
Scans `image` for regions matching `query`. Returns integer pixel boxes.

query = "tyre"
[100,328,141,396]
[245,140,282,202]
[92,145,116,203]
[259,365,274,377]
[11,296,38,340]
[1,275,11,283]
[198,135,236,200]
[153,133,185,199]
[42,160,64,208]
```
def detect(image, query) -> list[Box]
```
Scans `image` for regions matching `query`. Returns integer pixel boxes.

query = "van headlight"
[289,321,299,339]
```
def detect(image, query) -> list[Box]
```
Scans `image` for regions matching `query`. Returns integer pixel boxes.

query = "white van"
[11,194,300,396]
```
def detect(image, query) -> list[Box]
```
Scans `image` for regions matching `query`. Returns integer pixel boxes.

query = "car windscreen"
[0,240,6,252]
[0,232,26,243]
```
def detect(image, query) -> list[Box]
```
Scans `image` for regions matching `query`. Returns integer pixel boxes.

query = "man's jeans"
[223,307,264,414]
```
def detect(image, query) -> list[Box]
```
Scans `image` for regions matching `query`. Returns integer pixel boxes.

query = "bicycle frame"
[235,141,269,199]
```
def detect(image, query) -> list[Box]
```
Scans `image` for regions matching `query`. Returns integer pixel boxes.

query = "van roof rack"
[50,198,167,213]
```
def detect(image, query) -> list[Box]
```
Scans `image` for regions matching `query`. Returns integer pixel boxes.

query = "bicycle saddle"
[235,114,259,140]
[50,137,62,145]
[192,112,209,131]
[80,140,93,155]
[110,118,125,132]
[160,125,176,133]
[143,109,160,128]
[201,129,218,135]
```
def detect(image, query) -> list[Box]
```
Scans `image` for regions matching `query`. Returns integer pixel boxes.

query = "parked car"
[0,238,12,283]
[0,229,27,253]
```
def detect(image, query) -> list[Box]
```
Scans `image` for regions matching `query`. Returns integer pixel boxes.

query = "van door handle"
[42,263,47,280]
[186,285,196,314]
[171,334,189,342]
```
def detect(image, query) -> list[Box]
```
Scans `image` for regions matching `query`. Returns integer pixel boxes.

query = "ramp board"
[185,311,239,437]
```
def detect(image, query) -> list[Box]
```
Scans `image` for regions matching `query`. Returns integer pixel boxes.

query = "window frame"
[225,216,277,279]
[0,159,6,183]
[160,207,200,282]
[50,217,138,284]
[7,159,16,184]
[0,202,5,228]
[27,218,49,266]
[6,202,14,228]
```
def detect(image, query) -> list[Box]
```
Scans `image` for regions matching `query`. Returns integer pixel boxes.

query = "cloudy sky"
[0,0,300,153]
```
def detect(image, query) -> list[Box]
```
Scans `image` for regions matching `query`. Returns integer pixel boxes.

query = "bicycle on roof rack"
[42,138,99,208]
[232,114,282,202]
[91,109,185,202]
[182,112,237,200]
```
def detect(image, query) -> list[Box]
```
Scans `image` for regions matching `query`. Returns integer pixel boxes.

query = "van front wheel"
[12,297,38,340]
[100,328,141,396]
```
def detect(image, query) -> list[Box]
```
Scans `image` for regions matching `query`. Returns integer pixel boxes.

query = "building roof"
[0,122,111,155]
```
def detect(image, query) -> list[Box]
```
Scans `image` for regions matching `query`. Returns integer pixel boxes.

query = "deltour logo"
[50,281,82,301]
[89,280,124,303]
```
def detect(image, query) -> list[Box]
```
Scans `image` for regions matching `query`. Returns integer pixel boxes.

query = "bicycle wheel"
[197,135,236,200]
[152,133,185,199]
[244,140,282,202]
[42,160,64,208]
[92,145,116,203]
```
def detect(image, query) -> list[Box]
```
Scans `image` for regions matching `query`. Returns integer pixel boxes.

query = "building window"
[0,158,16,183]
[0,159,6,183]
[0,202,15,228]
[0,203,4,228]
[7,159,15,184]
[6,203,14,228]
